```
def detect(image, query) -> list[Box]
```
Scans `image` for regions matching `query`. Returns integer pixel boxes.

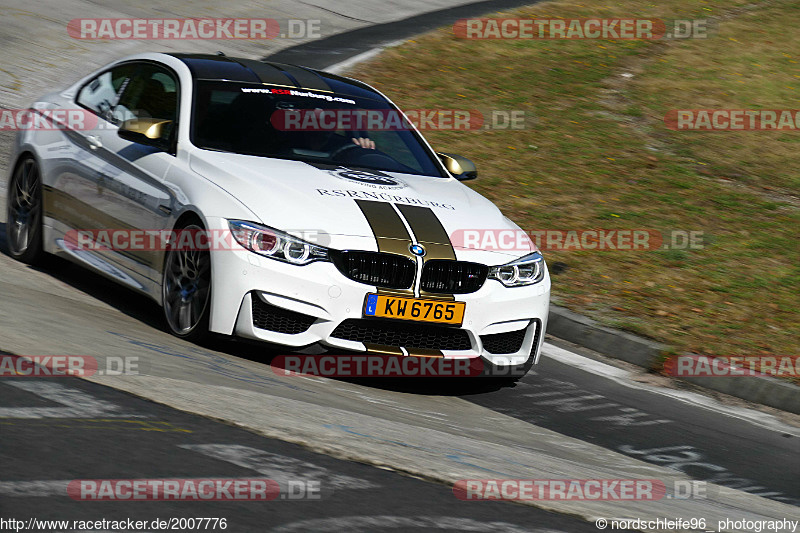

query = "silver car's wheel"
[6,157,44,263]
[162,223,211,340]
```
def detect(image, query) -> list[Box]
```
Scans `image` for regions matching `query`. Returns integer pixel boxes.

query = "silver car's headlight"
[228,220,329,265]
[488,252,546,287]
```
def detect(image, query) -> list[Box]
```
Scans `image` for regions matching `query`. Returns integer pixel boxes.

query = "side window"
[76,64,136,121]
[112,64,179,140]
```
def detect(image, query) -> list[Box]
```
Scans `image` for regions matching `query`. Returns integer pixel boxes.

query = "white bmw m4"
[6,52,550,377]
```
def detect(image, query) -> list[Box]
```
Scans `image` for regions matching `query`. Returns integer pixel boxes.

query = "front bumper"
[206,217,550,368]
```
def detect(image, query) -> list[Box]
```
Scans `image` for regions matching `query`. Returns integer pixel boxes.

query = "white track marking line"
[0,381,142,419]
[325,40,405,73]
[541,342,800,437]
[180,444,379,490]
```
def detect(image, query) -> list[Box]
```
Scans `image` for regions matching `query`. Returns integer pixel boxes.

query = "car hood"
[189,151,533,263]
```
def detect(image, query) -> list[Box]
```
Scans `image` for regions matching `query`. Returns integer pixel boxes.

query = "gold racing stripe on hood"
[354,199,414,257]
[354,199,415,296]
[395,204,456,262]
[395,204,456,301]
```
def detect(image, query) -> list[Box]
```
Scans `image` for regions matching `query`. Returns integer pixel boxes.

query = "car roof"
[167,53,383,100]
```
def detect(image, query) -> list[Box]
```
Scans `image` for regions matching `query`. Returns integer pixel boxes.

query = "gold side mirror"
[118,118,173,147]
[437,152,477,181]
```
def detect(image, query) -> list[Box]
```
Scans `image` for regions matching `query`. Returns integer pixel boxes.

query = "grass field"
[349,0,800,363]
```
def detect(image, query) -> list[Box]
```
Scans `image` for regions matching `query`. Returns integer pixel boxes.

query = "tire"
[162,221,212,342]
[6,156,45,264]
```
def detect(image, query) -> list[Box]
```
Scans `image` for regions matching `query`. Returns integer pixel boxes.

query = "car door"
[87,62,180,286]
[43,63,156,290]
[54,63,136,240]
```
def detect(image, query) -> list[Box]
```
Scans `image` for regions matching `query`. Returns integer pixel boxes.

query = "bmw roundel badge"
[409,244,426,257]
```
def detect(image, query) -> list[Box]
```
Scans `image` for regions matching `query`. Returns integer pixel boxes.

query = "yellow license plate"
[364,294,465,325]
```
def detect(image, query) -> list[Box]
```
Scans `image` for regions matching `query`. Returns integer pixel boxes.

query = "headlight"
[488,252,546,287]
[228,220,329,265]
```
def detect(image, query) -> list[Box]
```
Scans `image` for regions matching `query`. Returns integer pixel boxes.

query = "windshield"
[191,81,444,177]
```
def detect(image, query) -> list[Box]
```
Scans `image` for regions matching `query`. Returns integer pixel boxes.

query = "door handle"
[87,135,103,150]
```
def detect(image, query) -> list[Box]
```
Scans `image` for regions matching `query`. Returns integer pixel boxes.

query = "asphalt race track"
[0,1,798,532]
[0,367,600,532]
